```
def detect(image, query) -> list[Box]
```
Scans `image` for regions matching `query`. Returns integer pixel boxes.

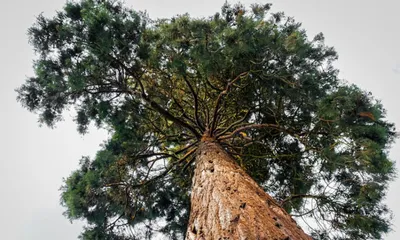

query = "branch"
[216,110,250,138]
[183,74,204,131]
[206,77,224,91]
[131,152,174,159]
[104,182,127,187]
[128,147,197,189]
[105,51,201,139]
[218,123,284,140]
[210,71,249,134]
[106,214,125,230]
[281,194,328,206]
[124,81,201,139]
[142,94,201,139]
[171,95,199,127]
[291,207,317,218]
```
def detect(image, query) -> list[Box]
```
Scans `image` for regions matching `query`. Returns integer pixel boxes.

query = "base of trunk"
[186,141,311,240]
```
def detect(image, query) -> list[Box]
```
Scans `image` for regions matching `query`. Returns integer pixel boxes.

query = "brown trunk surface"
[186,140,312,240]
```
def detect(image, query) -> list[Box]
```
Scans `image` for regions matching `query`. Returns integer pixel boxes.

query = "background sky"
[1,0,399,239]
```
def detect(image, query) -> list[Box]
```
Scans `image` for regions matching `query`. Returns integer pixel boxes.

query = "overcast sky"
[1,0,400,239]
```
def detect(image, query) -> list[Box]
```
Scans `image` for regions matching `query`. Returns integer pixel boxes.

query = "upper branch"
[215,110,250,138]
[106,54,202,139]
[210,71,249,134]
[218,123,284,140]
[183,74,204,131]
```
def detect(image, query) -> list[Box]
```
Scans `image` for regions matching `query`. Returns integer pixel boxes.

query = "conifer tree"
[17,1,396,239]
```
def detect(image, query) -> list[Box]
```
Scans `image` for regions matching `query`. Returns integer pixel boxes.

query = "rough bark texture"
[186,140,312,240]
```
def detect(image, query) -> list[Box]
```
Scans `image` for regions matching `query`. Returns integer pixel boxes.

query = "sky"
[1,0,399,239]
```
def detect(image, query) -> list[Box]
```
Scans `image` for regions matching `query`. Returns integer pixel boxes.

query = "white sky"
[1,0,399,239]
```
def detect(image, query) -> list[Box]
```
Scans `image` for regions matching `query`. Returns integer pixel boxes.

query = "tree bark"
[186,140,312,240]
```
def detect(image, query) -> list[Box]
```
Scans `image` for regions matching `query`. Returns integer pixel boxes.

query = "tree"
[17,0,396,239]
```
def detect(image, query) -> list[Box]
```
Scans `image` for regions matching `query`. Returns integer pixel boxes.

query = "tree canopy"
[17,0,396,239]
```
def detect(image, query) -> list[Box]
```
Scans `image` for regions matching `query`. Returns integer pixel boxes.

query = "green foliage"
[18,1,396,239]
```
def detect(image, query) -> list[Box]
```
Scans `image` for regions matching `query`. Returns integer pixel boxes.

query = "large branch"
[171,95,199,127]
[210,71,248,134]
[183,74,204,131]
[107,53,201,139]
[143,93,201,139]
[215,110,250,138]
[83,41,201,139]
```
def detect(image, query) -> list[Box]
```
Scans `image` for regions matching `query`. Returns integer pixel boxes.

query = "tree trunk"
[186,140,311,240]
